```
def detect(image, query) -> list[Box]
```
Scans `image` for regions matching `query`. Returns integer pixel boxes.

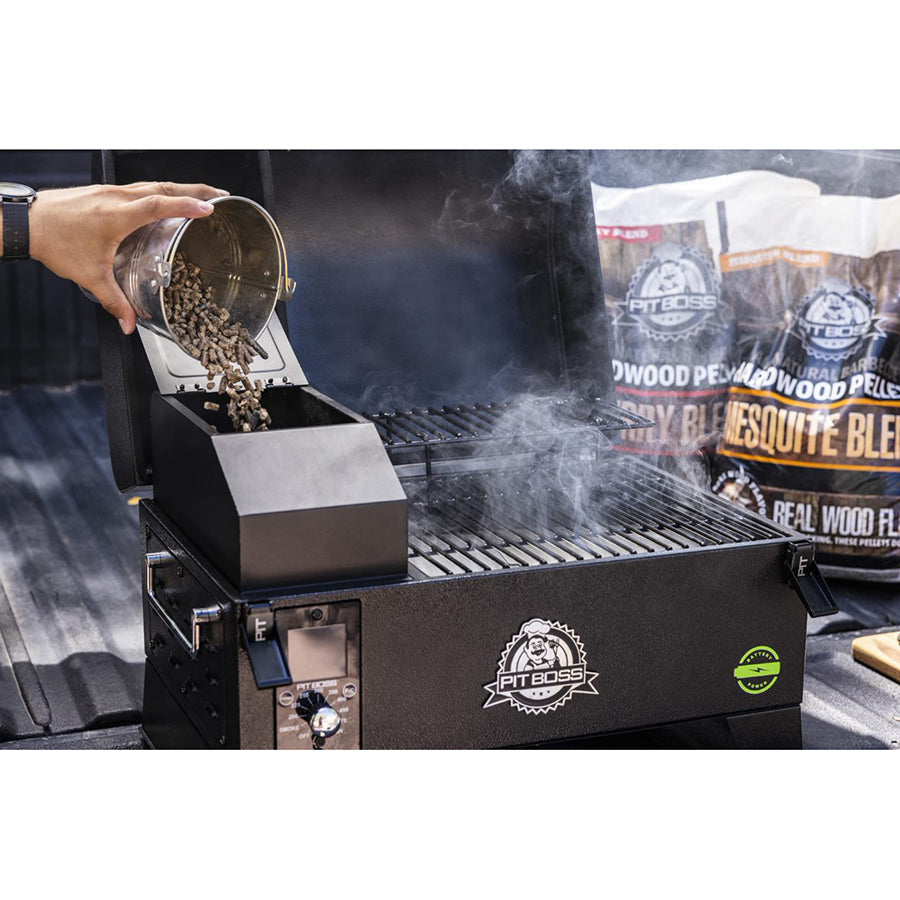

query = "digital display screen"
[287,624,347,682]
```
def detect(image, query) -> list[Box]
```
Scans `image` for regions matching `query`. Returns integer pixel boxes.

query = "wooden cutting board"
[852,631,900,684]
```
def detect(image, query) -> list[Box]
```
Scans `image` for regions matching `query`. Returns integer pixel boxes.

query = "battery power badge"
[733,646,781,694]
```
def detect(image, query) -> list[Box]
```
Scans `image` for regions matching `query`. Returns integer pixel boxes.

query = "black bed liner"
[0,384,143,742]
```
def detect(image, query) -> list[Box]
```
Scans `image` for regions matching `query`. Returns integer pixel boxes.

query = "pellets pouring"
[165,253,272,432]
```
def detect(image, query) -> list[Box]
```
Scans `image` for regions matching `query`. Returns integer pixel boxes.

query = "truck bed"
[0,384,142,743]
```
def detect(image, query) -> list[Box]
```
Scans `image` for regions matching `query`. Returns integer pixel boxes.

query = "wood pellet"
[165,252,272,432]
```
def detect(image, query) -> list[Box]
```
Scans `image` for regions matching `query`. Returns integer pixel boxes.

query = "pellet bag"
[708,192,900,580]
[592,171,820,458]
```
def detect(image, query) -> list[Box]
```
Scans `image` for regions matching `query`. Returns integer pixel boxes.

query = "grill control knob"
[310,706,342,739]
[296,690,342,745]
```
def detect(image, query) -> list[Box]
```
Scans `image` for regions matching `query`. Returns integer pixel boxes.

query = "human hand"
[29,181,228,334]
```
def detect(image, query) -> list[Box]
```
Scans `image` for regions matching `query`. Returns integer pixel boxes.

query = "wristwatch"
[0,182,37,261]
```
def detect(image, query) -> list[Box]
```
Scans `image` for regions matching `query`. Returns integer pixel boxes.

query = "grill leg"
[724,705,803,749]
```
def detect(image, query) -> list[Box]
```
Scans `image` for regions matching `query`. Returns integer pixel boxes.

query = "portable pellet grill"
[94,150,838,749]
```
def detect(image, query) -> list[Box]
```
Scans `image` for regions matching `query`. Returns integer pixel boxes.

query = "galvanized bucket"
[87,195,294,351]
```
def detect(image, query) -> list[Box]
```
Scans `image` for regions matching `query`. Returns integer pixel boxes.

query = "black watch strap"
[2,200,30,260]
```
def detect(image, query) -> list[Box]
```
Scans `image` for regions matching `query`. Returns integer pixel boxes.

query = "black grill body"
[140,484,812,749]
[90,150,838,749]
[140,410,829,750]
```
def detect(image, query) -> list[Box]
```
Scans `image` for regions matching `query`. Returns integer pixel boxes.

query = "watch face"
[0,182,36,200]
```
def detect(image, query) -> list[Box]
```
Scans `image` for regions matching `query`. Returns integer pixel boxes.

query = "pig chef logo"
[793,277,883,361]
[483,618,598,715]
[620,243,721,341]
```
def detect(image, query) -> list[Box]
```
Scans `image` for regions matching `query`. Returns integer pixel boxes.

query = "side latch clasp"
[785,540,839,618]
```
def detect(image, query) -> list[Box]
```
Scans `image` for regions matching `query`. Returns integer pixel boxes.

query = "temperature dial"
[296,691,342,745]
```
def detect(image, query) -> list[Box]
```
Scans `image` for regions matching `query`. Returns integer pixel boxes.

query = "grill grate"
[367,398,654,472]
[405,456,791,580]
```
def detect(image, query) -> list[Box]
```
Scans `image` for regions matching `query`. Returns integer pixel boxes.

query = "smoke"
[403,389,628,553]
[479,150,726,495]
[480,392,612,536]
[355,370,419,415]
[488,150,590,222]
[435,150,584,233]
[406,151,723,550]
[400,151,900,555]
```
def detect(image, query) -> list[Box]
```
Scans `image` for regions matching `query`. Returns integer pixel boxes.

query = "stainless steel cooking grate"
[366,399,653,468]
[405,456,792,579]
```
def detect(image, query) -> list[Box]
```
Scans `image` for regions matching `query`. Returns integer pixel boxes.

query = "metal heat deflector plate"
[138,313,307,395]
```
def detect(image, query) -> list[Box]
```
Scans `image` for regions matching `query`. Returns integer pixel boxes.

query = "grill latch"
[242,604,291,688]
[785,540,839,618]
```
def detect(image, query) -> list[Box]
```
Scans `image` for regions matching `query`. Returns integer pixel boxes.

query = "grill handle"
[145,551,222,657]
[785,541,839,618]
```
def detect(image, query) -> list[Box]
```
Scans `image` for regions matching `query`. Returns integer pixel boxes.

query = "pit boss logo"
[618,243,722,342]
[483,618,598,715]
[792,277,884,361]
[733,645,781,695]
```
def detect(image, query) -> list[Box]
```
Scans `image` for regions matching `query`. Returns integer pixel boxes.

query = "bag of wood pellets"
[592,171,820,457]
[708,192,900,580]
